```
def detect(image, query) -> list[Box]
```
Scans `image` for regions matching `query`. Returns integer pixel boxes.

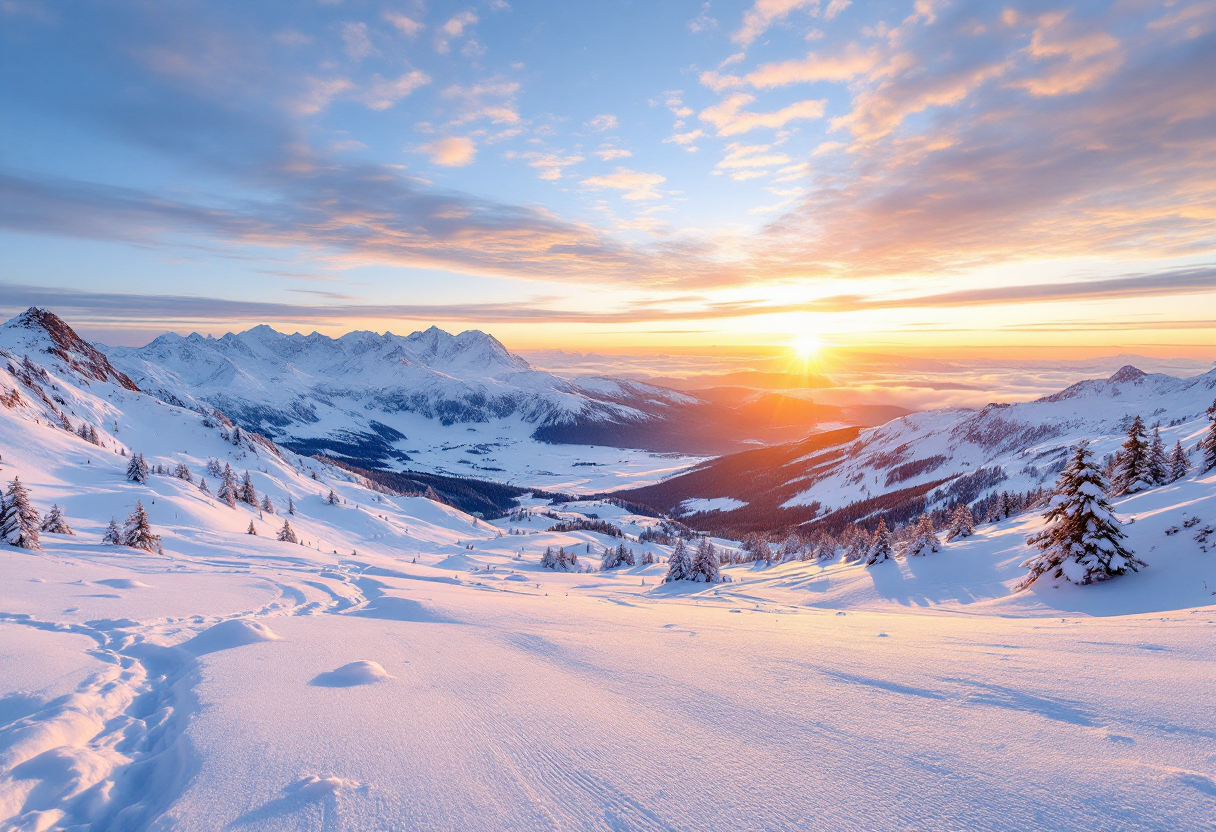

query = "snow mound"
[286,775,367,798]
[95,578,153,589]
[183,619,282,656]
[504,574,529,582]
[350,596,454,623]
[310,660,393,688]
[436,552,477,570]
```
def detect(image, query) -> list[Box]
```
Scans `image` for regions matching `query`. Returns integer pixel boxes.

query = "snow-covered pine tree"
[1111,414,1152,495]
[217,465,238,508]
[1,477,40,549]
[664,537,692,582]
[640,549,655,565]
[260,494,274,514]
[102,518,122,544]
[751,537,773,564]
[1019,443,1143,590]
[174,462,193,483]
[239,471,257,506]
[288,497,295,515]
[1167,441,1190,482]
[690,538,722,583]
[555,546,571,571]
[944,503,975,542]
[327,489,339,506]
[778,534,801,563]
[206,458,223,477]
[903,514,941,557]
[198,477,211,496]
[1147,424,1167,486]
[277,520,298,543]
[1201,399,1216,472]
[121,501,160,552]
[540,546,557,569]
[126,452,149,483]
[246,521,258,536]
[842,527,870,563]
[864,519,894,566]
[40,503,74,535]
[814,535,837,562]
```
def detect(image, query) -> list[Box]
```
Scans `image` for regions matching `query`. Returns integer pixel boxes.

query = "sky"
[1,0,1214,354]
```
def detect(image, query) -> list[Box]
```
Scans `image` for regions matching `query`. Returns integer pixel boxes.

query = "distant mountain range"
[85,314,900,460]
[618,364,1216,537]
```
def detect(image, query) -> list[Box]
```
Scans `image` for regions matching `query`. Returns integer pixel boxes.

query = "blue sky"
[1,0,1214,351]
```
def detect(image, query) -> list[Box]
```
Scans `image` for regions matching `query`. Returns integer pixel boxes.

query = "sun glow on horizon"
[792,333,823,361]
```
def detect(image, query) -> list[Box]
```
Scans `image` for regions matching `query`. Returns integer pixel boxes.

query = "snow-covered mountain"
[0,310,904,489]
[621,363,1216,537]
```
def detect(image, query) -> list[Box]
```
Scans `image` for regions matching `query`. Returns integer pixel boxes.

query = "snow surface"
[677,496,748,515]
[0,331,1214,830]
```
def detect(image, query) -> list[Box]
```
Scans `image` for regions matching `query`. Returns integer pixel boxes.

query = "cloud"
[733,0,820,46]
[516,151,584,181]
[581,168,666,201]
[340,22,377,61]
[383,12,423,37]
[745,44,878,88]
[418,136,477,166]
[699,92,825,136]
[699,70,744,93]
[688,2,717,33]
[595,146,632,160]
[715,142,792,180]
[292,76,355,116]
[663,129,703,151]
[586,114,618,132]
[360,70,430,110]
[436,10,478,54]
[823,0,849,21]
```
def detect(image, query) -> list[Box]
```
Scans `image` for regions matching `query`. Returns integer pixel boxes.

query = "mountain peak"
[1107,365,1147,384]
[2,307,139,391]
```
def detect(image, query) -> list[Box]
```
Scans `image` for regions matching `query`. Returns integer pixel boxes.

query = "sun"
[791,333,822,361]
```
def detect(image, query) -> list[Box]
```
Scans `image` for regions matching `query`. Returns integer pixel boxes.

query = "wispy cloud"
[581,168,667,201]
[699,92,825,136]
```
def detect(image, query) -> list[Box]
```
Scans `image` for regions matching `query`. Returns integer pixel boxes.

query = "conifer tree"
[121,501,160,552]
[778,534,801,562]
[842,527,870,563]
[288,497,295,515]
[1,477,40,549]
[247,521,258,536]
[664,537,692,582]
[944,504,975,542]
[327,489,339,506]
[1019,443,1143,590]
[40,503,74,535]
[1167,441,1190,482]
[239,471,257,506]
[277,519,298,543]
[1202,399,1216,472]
[903,514,940,557]
[690,538,722,583]
[1146,425,1167,486]
[198,477,211,496]
[217,465,238,508]
[814,535,837,562]
[174,462,193,483]
[206,458,223,477]
[102,518,122,544]
[864,519,893,566]
[1111,415,1151,495]
[126,452,149,483]
[540,546,557,569]
[260,494,274,514]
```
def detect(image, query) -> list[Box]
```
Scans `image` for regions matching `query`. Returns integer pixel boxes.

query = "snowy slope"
[0,336,1214,830]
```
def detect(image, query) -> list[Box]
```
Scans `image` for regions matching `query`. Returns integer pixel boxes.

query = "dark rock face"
[10,307,140,391]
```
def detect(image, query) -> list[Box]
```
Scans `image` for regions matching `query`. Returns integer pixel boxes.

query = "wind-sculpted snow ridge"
[0,343,1213,830]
